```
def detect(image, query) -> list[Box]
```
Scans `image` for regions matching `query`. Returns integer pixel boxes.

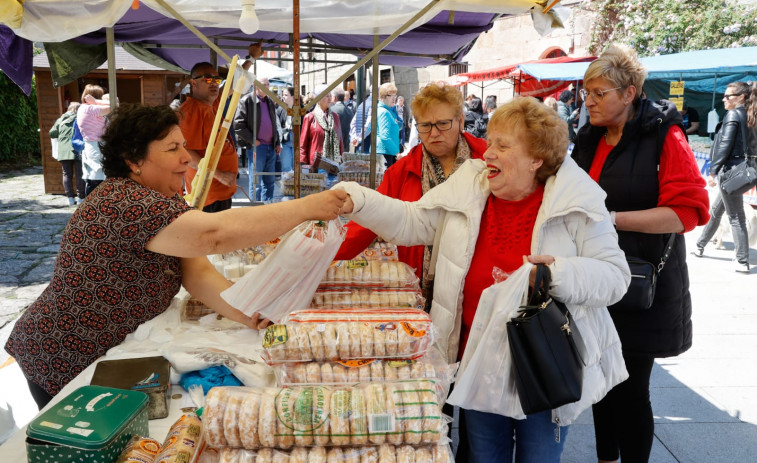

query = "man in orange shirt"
[180,62,238,212]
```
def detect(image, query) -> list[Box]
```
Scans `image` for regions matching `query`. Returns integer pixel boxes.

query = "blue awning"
[516,46,757,93]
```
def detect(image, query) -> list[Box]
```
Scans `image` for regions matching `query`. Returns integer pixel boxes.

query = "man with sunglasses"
[179,61,239,212]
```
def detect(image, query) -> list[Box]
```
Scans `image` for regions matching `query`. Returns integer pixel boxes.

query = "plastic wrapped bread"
[218,445,451,463]
[263,309,434,363]
[202,384,444,449]
[275,359,440,388]
[310,289,423,310]
[154,412,202,463]
[318,261,418,289]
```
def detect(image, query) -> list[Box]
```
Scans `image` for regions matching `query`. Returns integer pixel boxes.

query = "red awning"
[447,55,595,99]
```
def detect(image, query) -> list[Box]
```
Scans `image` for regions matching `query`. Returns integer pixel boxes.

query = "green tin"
[26,385,149,463]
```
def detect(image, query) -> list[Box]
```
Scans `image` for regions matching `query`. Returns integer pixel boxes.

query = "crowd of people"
[33,40,757,463]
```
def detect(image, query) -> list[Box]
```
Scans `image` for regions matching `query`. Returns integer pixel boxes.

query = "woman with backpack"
[464,96,487,139]
[50,102,85,206]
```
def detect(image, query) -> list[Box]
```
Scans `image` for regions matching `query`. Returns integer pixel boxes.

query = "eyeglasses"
[723,94,740,100]
[580,87,622,101]
[192,74,223,85]
[416,119,454,133]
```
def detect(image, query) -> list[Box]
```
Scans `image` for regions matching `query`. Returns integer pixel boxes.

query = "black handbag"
[719,109,756,195]
[506,264,587,415]
[611,233,676,311]
[720,158,757,195]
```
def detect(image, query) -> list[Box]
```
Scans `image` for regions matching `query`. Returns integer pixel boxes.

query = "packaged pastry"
[318,261,418,289]
[310,288,423,310]
[201,384,444,449]
[263,309,434,363]
[116,436,161,463]
[153,412,202,463]
[218,445,451,463]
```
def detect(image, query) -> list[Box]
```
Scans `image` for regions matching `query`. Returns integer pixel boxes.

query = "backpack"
[72,118,85,154]
[472,113,488,138]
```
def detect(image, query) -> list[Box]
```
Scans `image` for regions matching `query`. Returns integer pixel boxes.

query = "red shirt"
[180,97,239,206]
[459,185,545,359]
[589,125,709,232]
[335,132,488,280]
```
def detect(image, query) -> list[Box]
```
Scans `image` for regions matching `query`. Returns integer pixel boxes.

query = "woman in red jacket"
[336,82,487,293]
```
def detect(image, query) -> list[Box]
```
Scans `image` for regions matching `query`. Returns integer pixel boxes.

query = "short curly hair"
[379,82,398,99]
[410,82,464,119]
[100,104,180,178]
[584,44,647,104]
[487,97,567,184]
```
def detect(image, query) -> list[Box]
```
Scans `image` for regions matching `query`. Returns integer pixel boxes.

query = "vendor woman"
[5,104,347,409]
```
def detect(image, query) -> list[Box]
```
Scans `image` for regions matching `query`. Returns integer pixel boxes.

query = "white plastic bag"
[50,138,59,160]
[221,219,345,322]
[447,264,532,418]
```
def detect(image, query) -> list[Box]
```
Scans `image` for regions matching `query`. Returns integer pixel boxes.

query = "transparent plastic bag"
[217,443,452,463]
[262,308,434,364]
[202,383,446,449]
[446,264,531,418]
[221,220,345,322]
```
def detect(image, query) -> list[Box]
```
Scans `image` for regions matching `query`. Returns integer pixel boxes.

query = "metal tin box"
[26,385,148,463]
[90,356,171,419]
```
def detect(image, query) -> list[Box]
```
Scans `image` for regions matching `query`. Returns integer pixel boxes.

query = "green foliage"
[0,71,40,165]
[588,0,757,56]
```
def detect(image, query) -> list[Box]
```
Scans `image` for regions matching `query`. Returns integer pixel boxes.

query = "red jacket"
[335,132,488,279]
[300,109,344,165]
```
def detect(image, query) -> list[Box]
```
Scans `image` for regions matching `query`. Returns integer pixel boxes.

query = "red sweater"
[335,132,488,279]
[459,185,545,359]
[589,125,709,232]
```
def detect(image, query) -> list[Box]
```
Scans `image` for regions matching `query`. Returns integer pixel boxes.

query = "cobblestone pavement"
[0,167,74,365]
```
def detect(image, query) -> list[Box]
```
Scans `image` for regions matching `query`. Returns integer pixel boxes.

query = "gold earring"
[136,169,141,175]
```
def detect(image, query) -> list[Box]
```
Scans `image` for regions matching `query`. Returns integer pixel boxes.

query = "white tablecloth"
[0,292,275,460]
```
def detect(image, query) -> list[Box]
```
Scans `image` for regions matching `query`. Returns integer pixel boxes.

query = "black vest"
[573,99,692,358]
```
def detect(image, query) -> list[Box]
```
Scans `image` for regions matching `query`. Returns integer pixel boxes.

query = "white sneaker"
[67,197,76,206]
[734,261,751,273]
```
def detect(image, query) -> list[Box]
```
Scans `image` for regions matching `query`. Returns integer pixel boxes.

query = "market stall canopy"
[1,0,569,94]
[516,46,757,93]
[447,55,594,98]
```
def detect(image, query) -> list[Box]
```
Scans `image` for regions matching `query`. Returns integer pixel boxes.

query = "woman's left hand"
[523,254,555,287]
[707,174,717,187]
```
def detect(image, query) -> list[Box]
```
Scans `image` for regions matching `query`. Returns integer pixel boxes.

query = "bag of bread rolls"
[204,388,229,446]
[154,412,202,463]
[116,436,160,463]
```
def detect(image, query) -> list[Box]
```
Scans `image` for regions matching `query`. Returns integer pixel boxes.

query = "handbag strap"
[736,109,751,159]
[657,233,677,273]
[528,263,552,306]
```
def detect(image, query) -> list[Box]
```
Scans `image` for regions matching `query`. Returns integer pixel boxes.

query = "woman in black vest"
[693,81,752,271]
[572,44,710,463]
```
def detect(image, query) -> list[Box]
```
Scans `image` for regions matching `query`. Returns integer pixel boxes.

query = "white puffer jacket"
[336,157,630,424]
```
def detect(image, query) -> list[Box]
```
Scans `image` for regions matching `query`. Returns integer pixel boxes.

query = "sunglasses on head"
[192,74,223,84]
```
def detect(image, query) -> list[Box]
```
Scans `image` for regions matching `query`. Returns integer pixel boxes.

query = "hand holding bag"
[506,264,587,415]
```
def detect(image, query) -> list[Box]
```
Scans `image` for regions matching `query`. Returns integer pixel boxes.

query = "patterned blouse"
[5,178,193,395]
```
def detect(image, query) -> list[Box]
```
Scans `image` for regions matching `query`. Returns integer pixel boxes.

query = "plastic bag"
[202,383,446,449]
[446,264,532,418]
[221,220,345,322]
[262,308,435,364]
[50,138,59,160]
[217,444,453,463]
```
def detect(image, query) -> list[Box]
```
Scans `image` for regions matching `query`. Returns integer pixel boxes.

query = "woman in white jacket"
[336,97,631,463]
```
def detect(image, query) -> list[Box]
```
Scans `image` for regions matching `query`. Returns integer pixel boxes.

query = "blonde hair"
[488,97,567,183]
[584,44,647,103]
[379,82,398,99]
[410,82,464,119]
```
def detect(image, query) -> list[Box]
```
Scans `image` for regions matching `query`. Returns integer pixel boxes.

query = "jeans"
[592,354,655,462]
[84,179,102,197]
[280,138,294,173]
[249,143,277,201]
[465,408,568,463]
[383,154,397,169]
[60,158,85,199]
[696,188,750,264]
